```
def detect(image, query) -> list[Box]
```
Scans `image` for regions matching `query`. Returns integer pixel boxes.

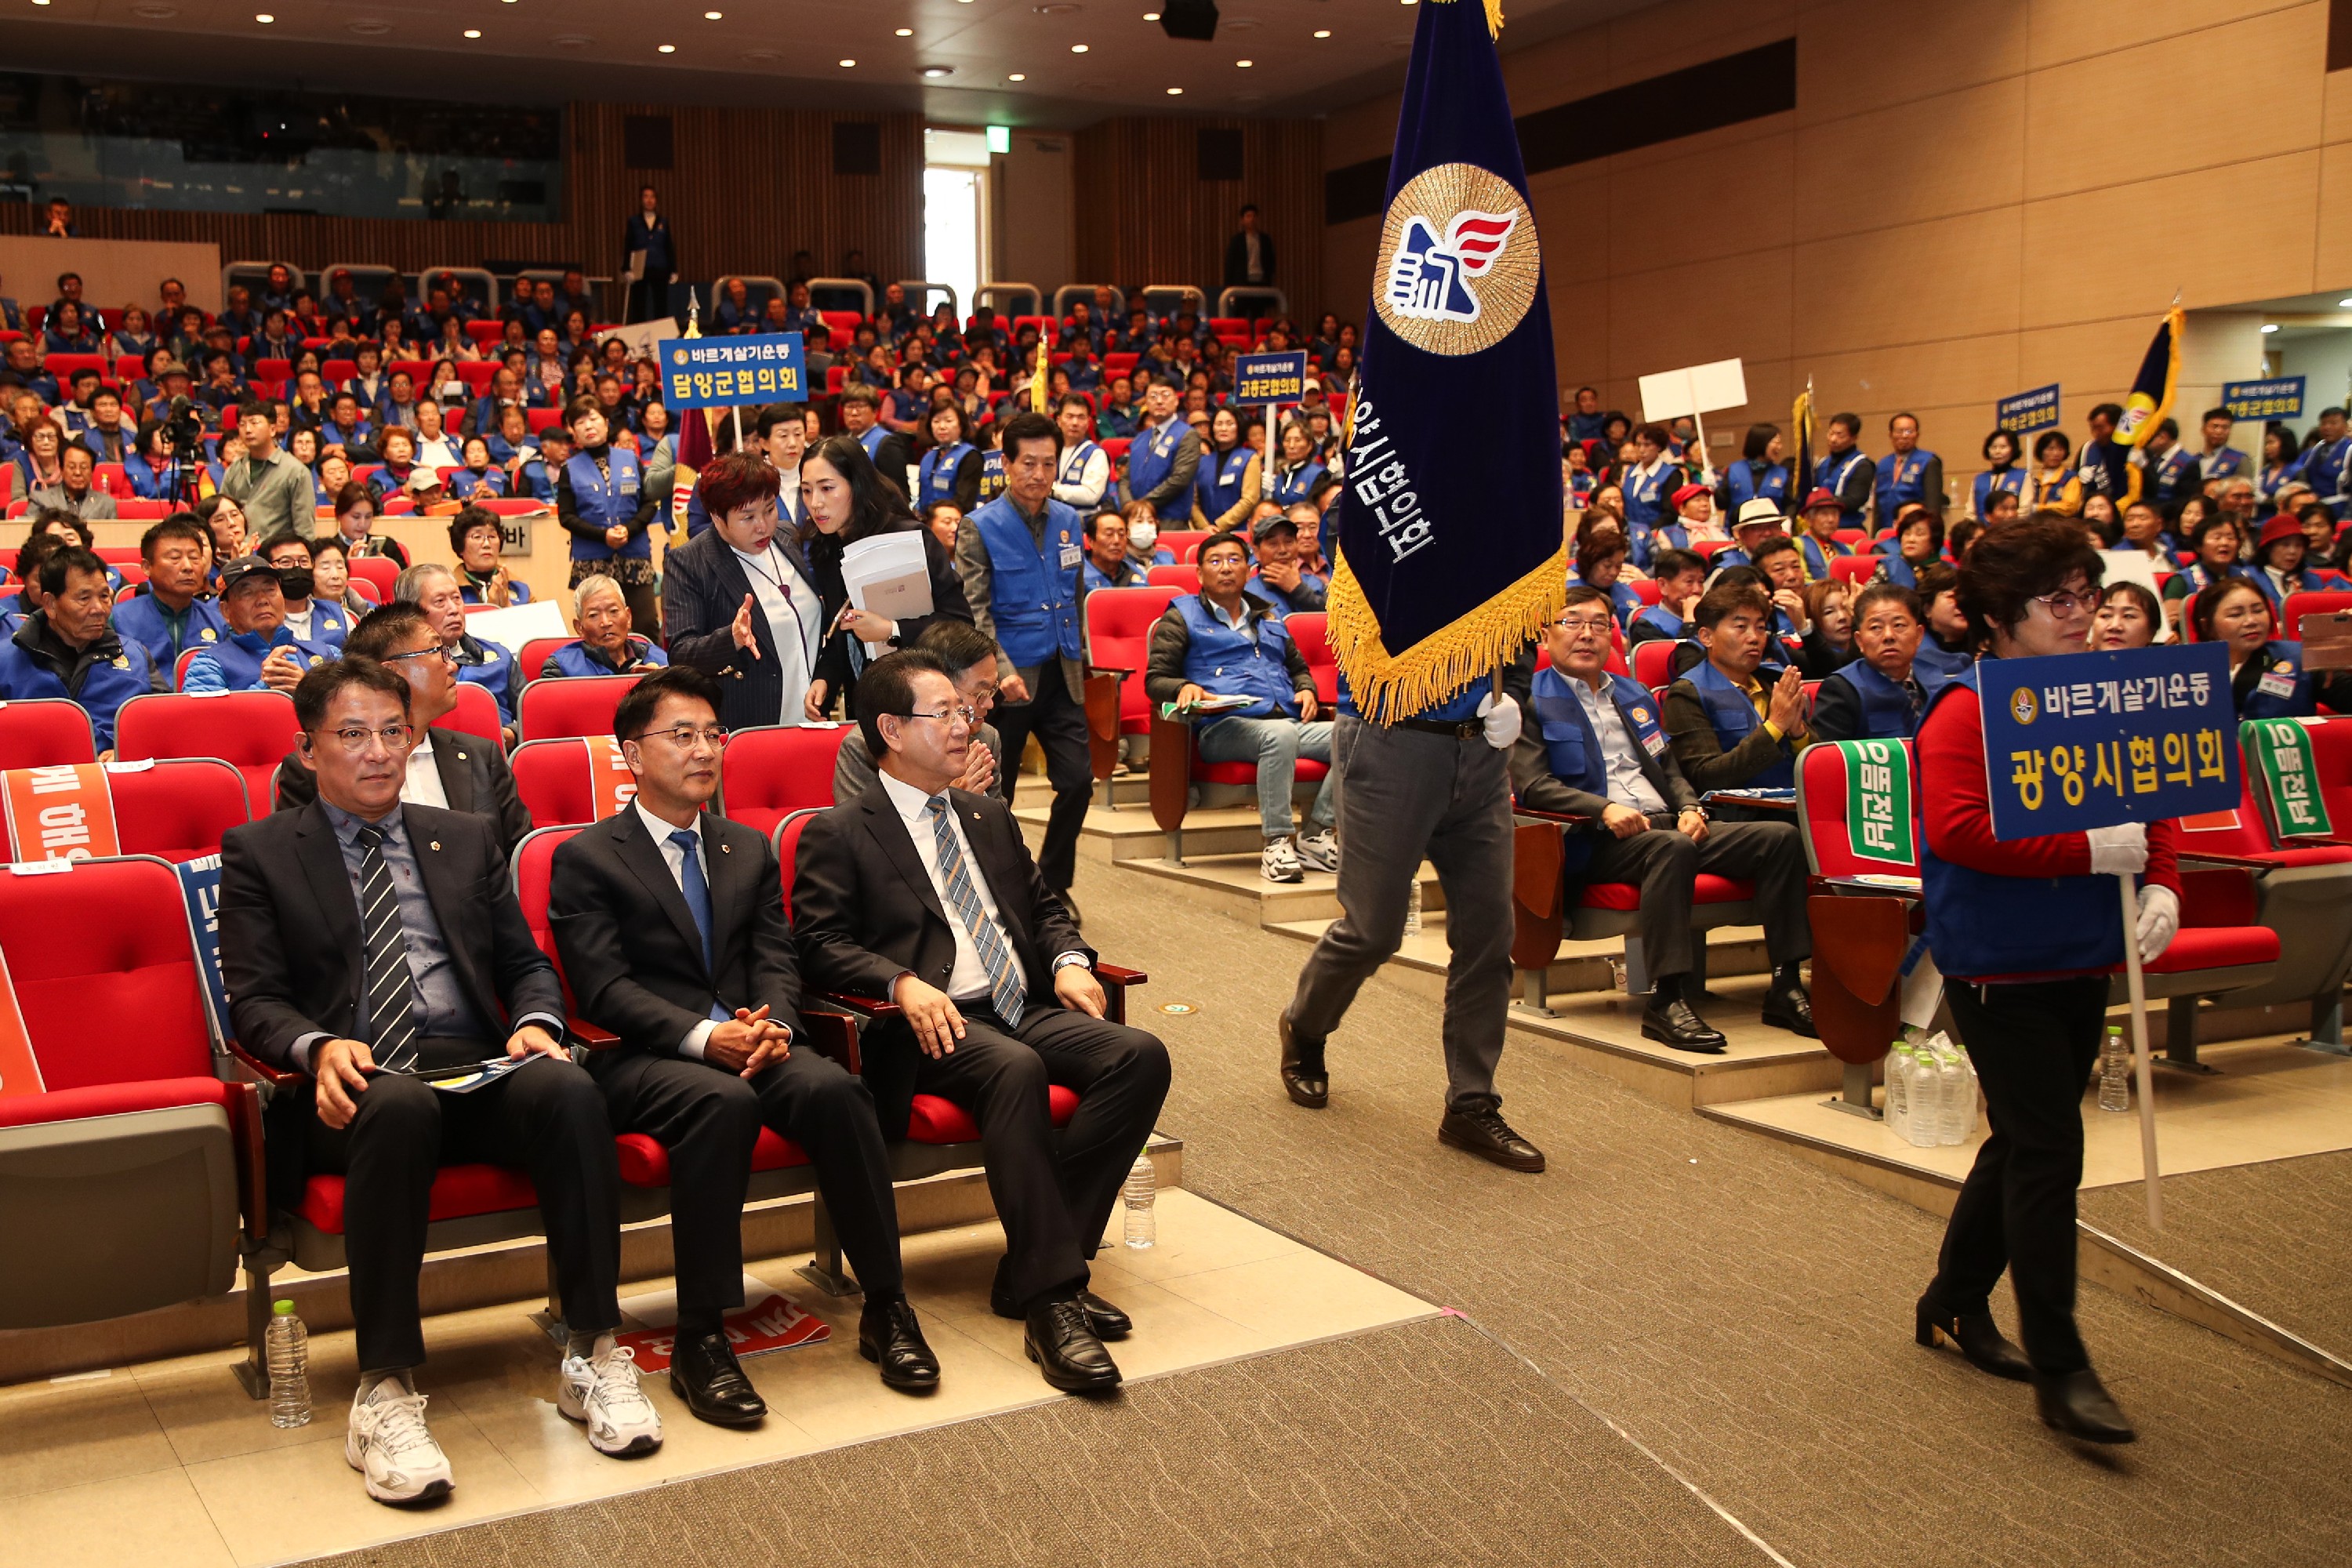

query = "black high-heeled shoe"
[1915,1297,2032,1381]
[2033,1368,2136,1444]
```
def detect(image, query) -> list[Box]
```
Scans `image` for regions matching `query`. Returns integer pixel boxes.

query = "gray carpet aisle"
[307,854,2352,1566]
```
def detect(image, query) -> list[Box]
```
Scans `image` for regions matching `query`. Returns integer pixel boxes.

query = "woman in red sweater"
[1913,517,2181,1446]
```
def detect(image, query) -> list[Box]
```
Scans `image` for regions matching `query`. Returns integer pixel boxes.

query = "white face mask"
[1127,521,1158,552]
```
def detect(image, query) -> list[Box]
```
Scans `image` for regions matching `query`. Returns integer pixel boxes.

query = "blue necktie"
[670,829,728,1022]
[925,797,1025,1028]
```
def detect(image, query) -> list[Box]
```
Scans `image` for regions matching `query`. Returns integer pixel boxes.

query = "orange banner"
[589,738,638,820]
[0,942,42,1098]
[2,764,121,865]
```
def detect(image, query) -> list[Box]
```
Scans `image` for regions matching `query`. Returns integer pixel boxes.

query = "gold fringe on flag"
[1030,336,1051,413]
[1325,539,1564,725]
[1429,0,1505,38]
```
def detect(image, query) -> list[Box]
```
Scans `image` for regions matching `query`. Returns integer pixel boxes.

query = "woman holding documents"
[798,434,974,721]
[660,452,824,734]
[1912,518,2180,1445]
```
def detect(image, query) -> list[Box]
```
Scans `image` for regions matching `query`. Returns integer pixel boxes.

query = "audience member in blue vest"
[1566,525,1642,627]
[399,561,521,737]
[111,514,227,673]
[1814,412,1875,532]
[1124,383,1203,525]
[1662,581,1806,818]
[1511,586,1813,1054]
[915,403,983,514]
[1192,408,1259,534]
[1265,419,1328,510]
[1793,487,1851,579]
[1082,510,1149,591]
[1120,502,1177,571]
[182,555,336,694]
[1972,429,2027,522]
[545,572,669,677]
[1722,423,1791,517]
[260,532,351,649]
[2091,581,2161,650]
[2295,406,2351,517]
[1145,532,1336,884]
[1563,385,1609,446]
[1712,498,1788,572]
[450,506,532,608]
[2074,402,2137,509]
[2247,511,2334,610]
[1619,423,1680,557]
[555,397,659,636]
[1910,563,1975,689]
[2160,514,2246,631]
[1809,583,1929,743]
[0,546,164,752]
[1052,395,1112,511]
[2194,576,2350,719]
[1625,547,1708,646]
[1245,509,1328,617]
[1875,504,1944,590]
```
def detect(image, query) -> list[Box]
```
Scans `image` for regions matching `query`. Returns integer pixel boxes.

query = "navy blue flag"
[1330,0,1562,722]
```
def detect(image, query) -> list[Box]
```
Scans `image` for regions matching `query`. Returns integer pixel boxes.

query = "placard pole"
[2116,873,2164,1231]
[731,404,742,450]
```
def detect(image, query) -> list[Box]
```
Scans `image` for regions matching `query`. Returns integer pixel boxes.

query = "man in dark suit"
[625,186,676,326]
[1512,586,1813,1056]
[793,651,1171,1394]
[1222,204,1276,291]
[549,666,939,1424]
[219,659,655,1508]
[270,602,533,848]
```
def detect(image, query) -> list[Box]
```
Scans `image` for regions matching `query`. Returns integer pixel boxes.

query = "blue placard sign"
[174,853,231,1046]
[1977,642,2239,841]
[658,336,807,410]
[1995,383,2061,435]
[1233,350,1310,406]
[2221,376,2303,422]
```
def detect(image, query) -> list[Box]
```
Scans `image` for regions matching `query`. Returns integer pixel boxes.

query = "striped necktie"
[924,796,1024,1028]
[354,823,419,1072]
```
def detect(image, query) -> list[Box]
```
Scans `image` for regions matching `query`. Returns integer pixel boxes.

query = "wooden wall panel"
[0,100,923,321]
[1072,117,1323,325]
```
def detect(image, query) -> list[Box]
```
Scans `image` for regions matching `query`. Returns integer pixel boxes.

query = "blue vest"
[111,593,227,673]
[1822,659,1920,740]
[190,625,335,691]
[855,425,888,460]
[546,636,667,678]
[1629,520,1688,572]
[1798,532,1850,579]
[1269,459,1327,506]
[1682,655,1794,789]
[1971,466,2025,519]
[1175,594,1299,729]
[1911,637,1972,692]
[564,448,648,561]
[2149,447,2197,507]
[918,442,975,507]
[450,466,506,499]
[1816,450,1871,530]
[2298,435,2352,506]
[1629,604,1686,642]
[1526,665,1669,877]
[297,601,350,648]
[454,637,517,724]
[1621,462,1676,535]
[1875,450,1936,524]
[971,495,1085,669]
[1878,550,1920,590]
[1196,446,1251,523]
[2240,641,2314,720]
[1917,665,2122,979]
[0,628,158,750]
[1083,557,1145,592]
[1726,461,1789,513]
[1125,420,1192,521]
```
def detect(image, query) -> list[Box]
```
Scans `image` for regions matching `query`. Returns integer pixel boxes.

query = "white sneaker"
[1295,827,1340,872]
[346,1376,454,1506]
[1261,837,1305,883]
[559,1343,664,1457]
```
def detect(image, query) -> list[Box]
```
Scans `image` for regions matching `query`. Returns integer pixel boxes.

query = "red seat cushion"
[0,1076,234,1131]
[615,1127,809,1187]
[1196,758,1330,786]
[906,1085,1080,1144]
[1577,873,1752,912]
[296,1162,538,1236]
[2143,925,2280,975]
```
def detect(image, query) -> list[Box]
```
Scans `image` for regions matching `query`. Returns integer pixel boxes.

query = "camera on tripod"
[160,395,206,508]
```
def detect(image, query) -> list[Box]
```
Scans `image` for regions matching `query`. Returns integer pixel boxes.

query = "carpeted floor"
[302,851,2352,1568]
[2079,1149,2352,1361]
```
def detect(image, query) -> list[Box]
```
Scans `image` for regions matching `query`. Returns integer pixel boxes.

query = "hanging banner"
[2,764,121,864]
[1834,739,1915,866]
[2244,717,2332,837]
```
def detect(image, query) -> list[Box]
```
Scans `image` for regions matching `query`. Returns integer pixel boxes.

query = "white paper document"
[839,532,934,655]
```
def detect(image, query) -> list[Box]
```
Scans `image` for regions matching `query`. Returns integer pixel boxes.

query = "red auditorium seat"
[0,699,97,769]
[434,681,503,742]
[1286,612,1340,706]
[101,757,253,858]
[1157,529,1208,563]
[528,407,563,434]
[114,690,298,815]
[1830,556,1879,589]
[345,556,401,602]
[1631,638,1682,691]
[510,736,632,827]
[719,723,854,837]
[2280,590,2352,641]
[0,855,259,1332]
[1083,582,1181,760]
[43,353,108,380]
[518,637,572,680]
[1148,563,1201,594]
[517,673,643,742]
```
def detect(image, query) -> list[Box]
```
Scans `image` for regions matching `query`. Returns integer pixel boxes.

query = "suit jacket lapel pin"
[430,840,441,851]
[720,842,731,852]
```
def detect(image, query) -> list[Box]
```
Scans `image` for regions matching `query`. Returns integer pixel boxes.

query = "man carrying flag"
[1278,0,1555,1174]
[2084,301,2183,507]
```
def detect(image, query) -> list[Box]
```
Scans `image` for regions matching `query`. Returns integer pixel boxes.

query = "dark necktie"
[354,824,419,1071]
[924,797,1024,1027]
[671,829,730,1022]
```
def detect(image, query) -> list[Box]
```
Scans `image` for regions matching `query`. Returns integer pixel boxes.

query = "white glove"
[2135,882,2180,964]
[2085,821,2147,877]
[1477,691,1522,750]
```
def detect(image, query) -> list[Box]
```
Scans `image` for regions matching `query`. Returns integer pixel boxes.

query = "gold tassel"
[1030,336,1051,413]
[1428,0,1504,38]
[1326,541,1563,725]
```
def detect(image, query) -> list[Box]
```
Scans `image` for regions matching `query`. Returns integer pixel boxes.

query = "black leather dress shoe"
[1915,1298,2031,1381]
[670,1330,767,1428]
[2034,1368,2136,1443]
[1760,975,1817,1038]
[987,1258,1133,1341]
[1279,1014,1328,1109]
[858,1298,941,1392]
[1641,993,1728,1054]
[1024,1297,1122,1392]
[1436,1109,1546,1173]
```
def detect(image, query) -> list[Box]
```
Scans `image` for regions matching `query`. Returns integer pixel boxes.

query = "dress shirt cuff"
[513,1012,569,1048]
[290,1032,326,1073]
[679,1018,717,1061]
[1762,719,1784,742]
[1053,952,1091,973]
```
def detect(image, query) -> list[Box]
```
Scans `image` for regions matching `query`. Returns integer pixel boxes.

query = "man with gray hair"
[546,573,670,677]
[833,620,1004,802]
[395,561,521,733]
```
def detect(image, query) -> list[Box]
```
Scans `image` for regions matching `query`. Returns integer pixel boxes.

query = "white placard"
[462,598,570,659]
[1639,358,1748,423]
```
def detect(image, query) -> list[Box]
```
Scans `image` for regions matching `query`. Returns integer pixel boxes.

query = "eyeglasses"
[901,705,978,728]
[311,723,416,754]
[380,644,456,666]
[2031,586,2096,616]
[1552,615,1614,637]
[630,724,731,751]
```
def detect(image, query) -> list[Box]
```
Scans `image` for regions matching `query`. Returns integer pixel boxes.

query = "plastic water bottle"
[1907,1049,1943,1149]
[1885,1045,1912,1138]
[1936,1048,1969,1145]
[1121,1154,1157,1249]
[1403,879,1422,935]
[266,1299,311,1428]
[2103,1026,2133,1112]
[1957,1046,1981,1139]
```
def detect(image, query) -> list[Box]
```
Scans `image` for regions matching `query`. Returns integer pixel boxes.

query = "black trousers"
[304,1054,622,1374]
[626,271,673,327]
[1578,817,1811,979]
[993,659,1092,891]
[1927,975,2109,1376]
[591,1047,905,1329]
[890,1003,1169,1308]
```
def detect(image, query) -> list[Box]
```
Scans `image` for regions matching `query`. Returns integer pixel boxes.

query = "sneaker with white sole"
[559,1344,664,1457]
[1295,827,1340,872]
[346,1377,454,1506]
[1261,837,1304,883]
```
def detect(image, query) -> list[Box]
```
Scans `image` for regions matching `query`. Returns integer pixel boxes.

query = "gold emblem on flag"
[1374,162,1539,358]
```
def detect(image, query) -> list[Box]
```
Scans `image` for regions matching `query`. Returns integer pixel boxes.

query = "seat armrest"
[797,1010,862,1074]
[229,1080,269,1244]
[227,1040,301,1090]
[1095,961,1146,1025]
[2179,851,2281,873]
[568,1018,620,1049]
[813,989,902,1021]
[1512,807,1594,828]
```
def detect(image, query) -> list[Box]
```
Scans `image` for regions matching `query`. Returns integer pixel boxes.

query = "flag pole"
[2116,873,2164,1230]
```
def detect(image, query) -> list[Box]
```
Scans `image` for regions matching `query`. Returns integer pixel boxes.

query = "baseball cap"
[216,555,279,596]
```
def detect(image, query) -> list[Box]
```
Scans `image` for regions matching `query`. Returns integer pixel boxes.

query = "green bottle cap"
[272,1300,296,1315]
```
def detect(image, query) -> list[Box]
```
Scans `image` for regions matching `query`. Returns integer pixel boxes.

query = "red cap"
[2257,513,2306,552]
[1670,481,1710,510]
[1802,487,1841,512]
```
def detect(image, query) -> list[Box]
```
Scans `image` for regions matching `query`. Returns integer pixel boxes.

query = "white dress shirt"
[1570,674,1668,815]
[632,800,732,1060]
[1054,444,1109,509]
[877,769,1085,1004]
[731,541,820,724]
[402,731,451,809]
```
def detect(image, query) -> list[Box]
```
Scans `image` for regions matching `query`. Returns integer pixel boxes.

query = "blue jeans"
[1196,714,1335,838]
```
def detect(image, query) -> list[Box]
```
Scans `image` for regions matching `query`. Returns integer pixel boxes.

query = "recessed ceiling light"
[703,8,722,16]
[1166,85,1182,94]
[658,42,676,52]
[922,65,953,77]
[839,57,856,66]
[463,27,481,36]
[1236,59,1252,67]
[2262,323,2280,333]
[1144,10,1160,18]
[1070,42,1088,52]
[553,34,591,46]
[1008,72,1026,80]
[895,26,913,34]
[347,16,391,32]
[1313,29,1330,38]
[131,2,178,15]
[255,12,274,21]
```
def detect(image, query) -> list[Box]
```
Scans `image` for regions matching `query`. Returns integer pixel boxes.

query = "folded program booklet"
[840,532,934,645]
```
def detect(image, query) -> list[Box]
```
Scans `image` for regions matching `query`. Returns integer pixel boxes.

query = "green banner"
[1835,739,1915,865]
[2245,718,2333,837]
